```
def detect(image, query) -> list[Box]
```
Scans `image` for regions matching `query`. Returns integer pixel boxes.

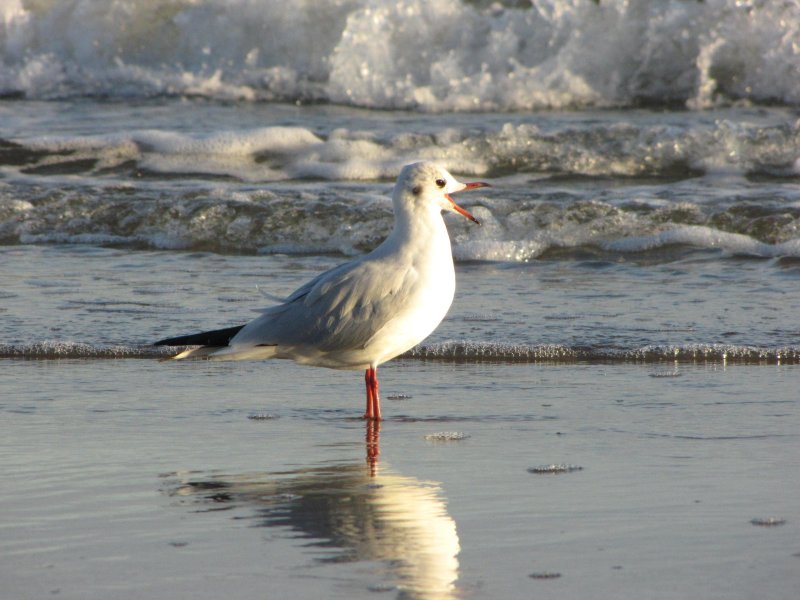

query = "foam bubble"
[750,517,786,527]
[528,464,583,474]
[247,414,279,421]
[424,432,470,442]
[529,572,562,580]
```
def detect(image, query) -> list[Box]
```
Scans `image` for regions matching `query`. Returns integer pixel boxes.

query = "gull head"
[394,162,489,225]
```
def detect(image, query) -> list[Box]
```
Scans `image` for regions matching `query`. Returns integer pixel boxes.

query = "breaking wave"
[1,112,798,259]
[3,182,799,259]
[2,0,799,110]
[3,114,799,182]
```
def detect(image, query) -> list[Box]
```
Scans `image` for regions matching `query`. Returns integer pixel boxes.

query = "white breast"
[362,225,456,366]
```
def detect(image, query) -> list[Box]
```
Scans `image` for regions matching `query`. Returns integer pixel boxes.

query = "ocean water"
[2,101,799,363]
[2,1,800,598]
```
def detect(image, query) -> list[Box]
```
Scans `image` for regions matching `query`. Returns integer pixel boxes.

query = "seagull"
[155,161,488,420]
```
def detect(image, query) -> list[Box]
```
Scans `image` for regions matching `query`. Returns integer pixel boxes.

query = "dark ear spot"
[412,185,422,195]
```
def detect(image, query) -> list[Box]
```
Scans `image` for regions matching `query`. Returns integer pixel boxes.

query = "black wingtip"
[154,324,245,347]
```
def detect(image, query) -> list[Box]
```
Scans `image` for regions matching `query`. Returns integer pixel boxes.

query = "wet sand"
[2,358,798,599]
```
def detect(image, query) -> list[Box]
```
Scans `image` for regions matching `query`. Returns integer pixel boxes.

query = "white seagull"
[155,161,488,420]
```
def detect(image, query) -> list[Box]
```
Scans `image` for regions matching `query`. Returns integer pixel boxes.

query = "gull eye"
[435,178,446,188]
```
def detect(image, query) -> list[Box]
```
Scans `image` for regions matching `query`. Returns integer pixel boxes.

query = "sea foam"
[3,340,796,364]
[1,0,799,110]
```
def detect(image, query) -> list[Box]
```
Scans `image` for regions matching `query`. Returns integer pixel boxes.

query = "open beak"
[446,181,490,225]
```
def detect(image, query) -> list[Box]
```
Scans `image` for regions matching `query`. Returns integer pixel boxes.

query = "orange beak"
[446,181,490,225]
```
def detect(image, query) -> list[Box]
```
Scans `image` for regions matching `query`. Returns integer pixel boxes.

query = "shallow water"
[2,358,798,599]
[2,244,799,363]
[2,243,799,599]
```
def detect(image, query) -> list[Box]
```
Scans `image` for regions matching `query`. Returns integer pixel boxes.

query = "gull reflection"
[168,459,460,598]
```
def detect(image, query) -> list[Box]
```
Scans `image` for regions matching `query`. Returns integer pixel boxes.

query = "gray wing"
[231,257,417,351]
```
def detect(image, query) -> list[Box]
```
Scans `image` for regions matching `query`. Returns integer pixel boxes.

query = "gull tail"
[154,325,245,360]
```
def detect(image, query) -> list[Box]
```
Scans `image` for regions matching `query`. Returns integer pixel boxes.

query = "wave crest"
[2,0,799,110]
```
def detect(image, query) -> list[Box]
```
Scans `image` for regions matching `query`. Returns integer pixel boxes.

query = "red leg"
[363,368,374,420]
[363,367,382,421]
[370,367,381,421]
